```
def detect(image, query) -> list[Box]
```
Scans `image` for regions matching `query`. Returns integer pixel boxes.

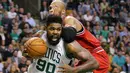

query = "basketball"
[24,37,47,58]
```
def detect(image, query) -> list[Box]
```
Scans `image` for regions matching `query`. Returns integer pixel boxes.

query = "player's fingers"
[57,70,65,73]
[61,60,68,67]
[58,66,65,69]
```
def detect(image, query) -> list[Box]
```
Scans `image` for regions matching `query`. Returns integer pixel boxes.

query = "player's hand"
[32,30,45,37]
[57,61,77,73]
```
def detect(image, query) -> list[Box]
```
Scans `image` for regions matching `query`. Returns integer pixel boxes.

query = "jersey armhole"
[76,24,85,36]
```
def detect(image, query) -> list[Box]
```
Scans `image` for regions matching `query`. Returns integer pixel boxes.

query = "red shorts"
[92,47,109,73]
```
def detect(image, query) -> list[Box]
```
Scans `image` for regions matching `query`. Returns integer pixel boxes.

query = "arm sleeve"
[62,27,77,43]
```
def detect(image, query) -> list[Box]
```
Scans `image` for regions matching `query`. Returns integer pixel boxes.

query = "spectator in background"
[107,35,115,43]
[6,57,13,72]
[11,40,22,58]
[119,11,127,24]
[100,0,108,13]
[19,16,31,30]
[11,40,19,50]
[9,64,20,73]
[90,4,95,15]
[9,1,15,10]
[122,35,129,47]
[40,1,48,21]
[0,26,5,46]
[93,22,101,38]
[17,8,26,21]
[122,54,130,72]
[126,20,130,31]
[2,12,12,33]
[7,44,14,54]
[111,66,121,73]
[3,61,10,73]
[12,23,22,36]
[77,1,88,16]
[101,25,110,40]
[25,59,31,68]
[1,0,9,11]
[11,49,21,65]
[18,57,27,72]
[19,22,32,42]
[120,27,129,39]
[126,13,130,22]
[7,7,17,19]
[66,0,75,10]
[110,8,118,26]
[0,3,3,9]
[4,28,12,46]
[93,0,101,15]
[0,56,3,72]
[10,26,19,42]
[85,1,91,12]
[19,64,27,73]
[0,9,4,26]
[82,10,93,22]
[109,41,116,56]
[127,42,130,53]
[112,49,126,70]
[12,15,20,25]
[92,11,100,25]
[26,12,36,27]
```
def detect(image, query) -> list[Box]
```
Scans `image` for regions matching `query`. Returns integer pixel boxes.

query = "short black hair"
[46,14,63,26]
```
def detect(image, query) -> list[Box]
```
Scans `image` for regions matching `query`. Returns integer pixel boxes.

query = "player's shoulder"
[65,16,76,21]
[65,16,82,24]
[65,16,75,19]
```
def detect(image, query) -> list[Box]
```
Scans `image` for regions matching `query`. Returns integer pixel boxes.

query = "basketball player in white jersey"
[28,15,98,73]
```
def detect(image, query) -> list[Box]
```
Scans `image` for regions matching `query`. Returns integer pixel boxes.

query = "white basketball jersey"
[28,32,72,73]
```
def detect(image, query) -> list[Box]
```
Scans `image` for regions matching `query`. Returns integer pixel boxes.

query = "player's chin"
[50,39,60,46]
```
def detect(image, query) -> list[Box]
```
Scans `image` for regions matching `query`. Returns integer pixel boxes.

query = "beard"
[47,34,61,46]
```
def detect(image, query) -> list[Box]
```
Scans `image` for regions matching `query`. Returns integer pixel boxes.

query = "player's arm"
[32,30,45,37]
[67,41,99,72]
[64,16,82,32]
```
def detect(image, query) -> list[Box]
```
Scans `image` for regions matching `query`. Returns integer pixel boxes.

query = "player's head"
[49,0,66,16]
[46,14,63,45]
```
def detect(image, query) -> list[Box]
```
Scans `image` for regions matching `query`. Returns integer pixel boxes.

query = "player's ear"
[61,10,65,16]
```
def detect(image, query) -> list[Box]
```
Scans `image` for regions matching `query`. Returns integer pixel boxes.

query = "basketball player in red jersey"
[49,0,109,73]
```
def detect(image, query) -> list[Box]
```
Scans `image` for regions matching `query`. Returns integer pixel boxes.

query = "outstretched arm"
[67,41,99,73]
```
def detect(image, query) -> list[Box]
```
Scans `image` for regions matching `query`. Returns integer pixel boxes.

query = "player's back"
[76,28,101,53]
[64,16,101,53]
[28,32,72,73]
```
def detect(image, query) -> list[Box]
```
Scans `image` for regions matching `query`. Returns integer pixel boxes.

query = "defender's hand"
[57,61,77,73]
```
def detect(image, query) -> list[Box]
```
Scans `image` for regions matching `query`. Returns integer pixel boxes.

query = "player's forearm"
[73,58,99,73]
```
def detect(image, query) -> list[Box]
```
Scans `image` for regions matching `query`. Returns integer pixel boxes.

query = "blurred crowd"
[0,0,130,73]
[0,0,45,73]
